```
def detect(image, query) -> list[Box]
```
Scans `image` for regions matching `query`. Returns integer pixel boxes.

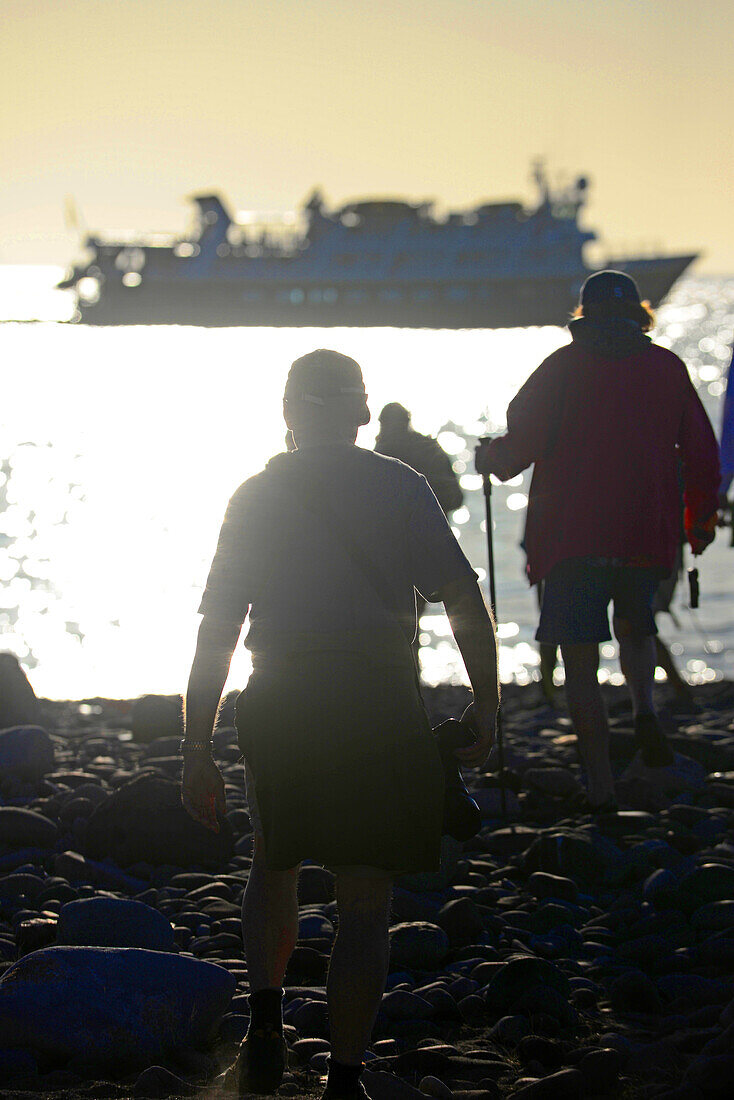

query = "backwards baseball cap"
[284,349,370,425]
[580,269,641,306]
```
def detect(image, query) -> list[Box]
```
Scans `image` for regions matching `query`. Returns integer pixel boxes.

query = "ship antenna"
[531,159,550,206]
[64,195,87,244]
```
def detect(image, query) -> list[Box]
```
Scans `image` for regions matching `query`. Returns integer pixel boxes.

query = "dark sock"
[327,1058,364,1094]
[248,987,283,1035]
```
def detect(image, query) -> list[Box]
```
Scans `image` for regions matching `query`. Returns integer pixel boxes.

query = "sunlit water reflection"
[1,267,732,699]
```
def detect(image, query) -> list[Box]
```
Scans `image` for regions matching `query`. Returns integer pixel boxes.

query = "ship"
[58,166,697,329]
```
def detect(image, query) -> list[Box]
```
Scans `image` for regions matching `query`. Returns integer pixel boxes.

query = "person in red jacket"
[476,270,720,810]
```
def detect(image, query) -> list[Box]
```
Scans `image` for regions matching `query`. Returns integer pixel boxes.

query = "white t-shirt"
[198,443,476,662]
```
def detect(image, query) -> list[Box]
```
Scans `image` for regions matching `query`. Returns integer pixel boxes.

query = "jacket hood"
[569,315,651,359]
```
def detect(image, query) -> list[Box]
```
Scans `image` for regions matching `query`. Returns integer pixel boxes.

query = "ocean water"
[0,267,732,700]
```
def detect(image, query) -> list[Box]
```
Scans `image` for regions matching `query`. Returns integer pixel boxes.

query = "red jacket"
[481,319,720,585]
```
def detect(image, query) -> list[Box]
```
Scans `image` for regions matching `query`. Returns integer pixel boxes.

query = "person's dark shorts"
[536,557,660,645]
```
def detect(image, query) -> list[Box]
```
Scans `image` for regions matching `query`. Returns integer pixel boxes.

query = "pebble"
[0,680,733,1096]
[0,946,235,1067]
[0,807,58,849]
[0,725,54,783]
[389,922,450,970]
[83,772,235,868]
[56,896,176,951]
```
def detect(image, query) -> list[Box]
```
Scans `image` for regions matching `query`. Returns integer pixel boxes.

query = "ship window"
[216,243,231,258]
[345,289,367,303]
[290,289,305,304]
[413,288,433,301]
[115,248,145,271]
[445,287,468,302]
[308,289,322,303]
[122,272,142,288]
[242,289,262,302]
[175,242,199,258]
[322,288,338,303]
[379,288,402,302]
[77,277,101,303]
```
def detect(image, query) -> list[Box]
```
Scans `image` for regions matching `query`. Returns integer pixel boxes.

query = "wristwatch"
[179,739,213,755]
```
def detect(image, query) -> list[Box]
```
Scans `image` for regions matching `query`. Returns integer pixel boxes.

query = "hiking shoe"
[235,1028,287,1095]
[634,713,674,767]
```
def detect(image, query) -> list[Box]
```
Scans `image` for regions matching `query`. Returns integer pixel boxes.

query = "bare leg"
[241,832,299,991]
[614,617,655,717]
[327,870,393,1066]
[561,642,616,806]
[539,643,558,704]
[615,618,674,765]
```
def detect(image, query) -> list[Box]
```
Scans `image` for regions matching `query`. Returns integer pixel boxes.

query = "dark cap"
[284,349,369,425]
[580,269,641,306]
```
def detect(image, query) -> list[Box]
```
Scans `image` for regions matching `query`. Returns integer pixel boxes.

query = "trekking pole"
[481,468,507,820]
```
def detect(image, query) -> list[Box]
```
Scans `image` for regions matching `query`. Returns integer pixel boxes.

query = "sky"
[2,0,733,272]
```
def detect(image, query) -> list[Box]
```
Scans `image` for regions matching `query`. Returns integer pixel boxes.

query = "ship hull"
[75,256,695,329]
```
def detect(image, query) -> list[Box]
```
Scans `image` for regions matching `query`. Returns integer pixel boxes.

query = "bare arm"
[181,615,242,831]
[442,575,499,768]
[184,615,242,741]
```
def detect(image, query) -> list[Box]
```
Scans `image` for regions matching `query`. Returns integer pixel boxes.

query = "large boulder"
[0,654,41,729]
[56,898,175,951]
[389,923,450,971]
[0,808,58,850]
[617,752,707,812]
[522,830,599,885]
[0,726,54,783]
[0,946,235,1068]
[676,864,734,915]
[83,773,234,868]
[484,956,571,1012]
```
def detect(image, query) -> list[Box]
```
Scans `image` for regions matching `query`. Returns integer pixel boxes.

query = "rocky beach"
[2,672,734,1100]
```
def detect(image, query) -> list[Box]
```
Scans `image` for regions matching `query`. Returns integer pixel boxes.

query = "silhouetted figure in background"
[477,271,720,811]
[375,403,464,662]
[0,652,41,729]
[375,403,463,516]
[182,350,498,1099]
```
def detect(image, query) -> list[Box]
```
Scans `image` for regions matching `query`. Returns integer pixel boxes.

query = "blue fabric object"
[536,556,659,644]
[0,946,236,1067]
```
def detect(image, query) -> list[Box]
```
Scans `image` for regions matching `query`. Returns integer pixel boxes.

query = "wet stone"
[508,1067,582,1099]
[0,807,58,849]
[435,897,486,948]
[526,872,579,904]
[381,990,435,1019]
[389,922,450,971]
[56,897,175,951]
[609,970,663,1014]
